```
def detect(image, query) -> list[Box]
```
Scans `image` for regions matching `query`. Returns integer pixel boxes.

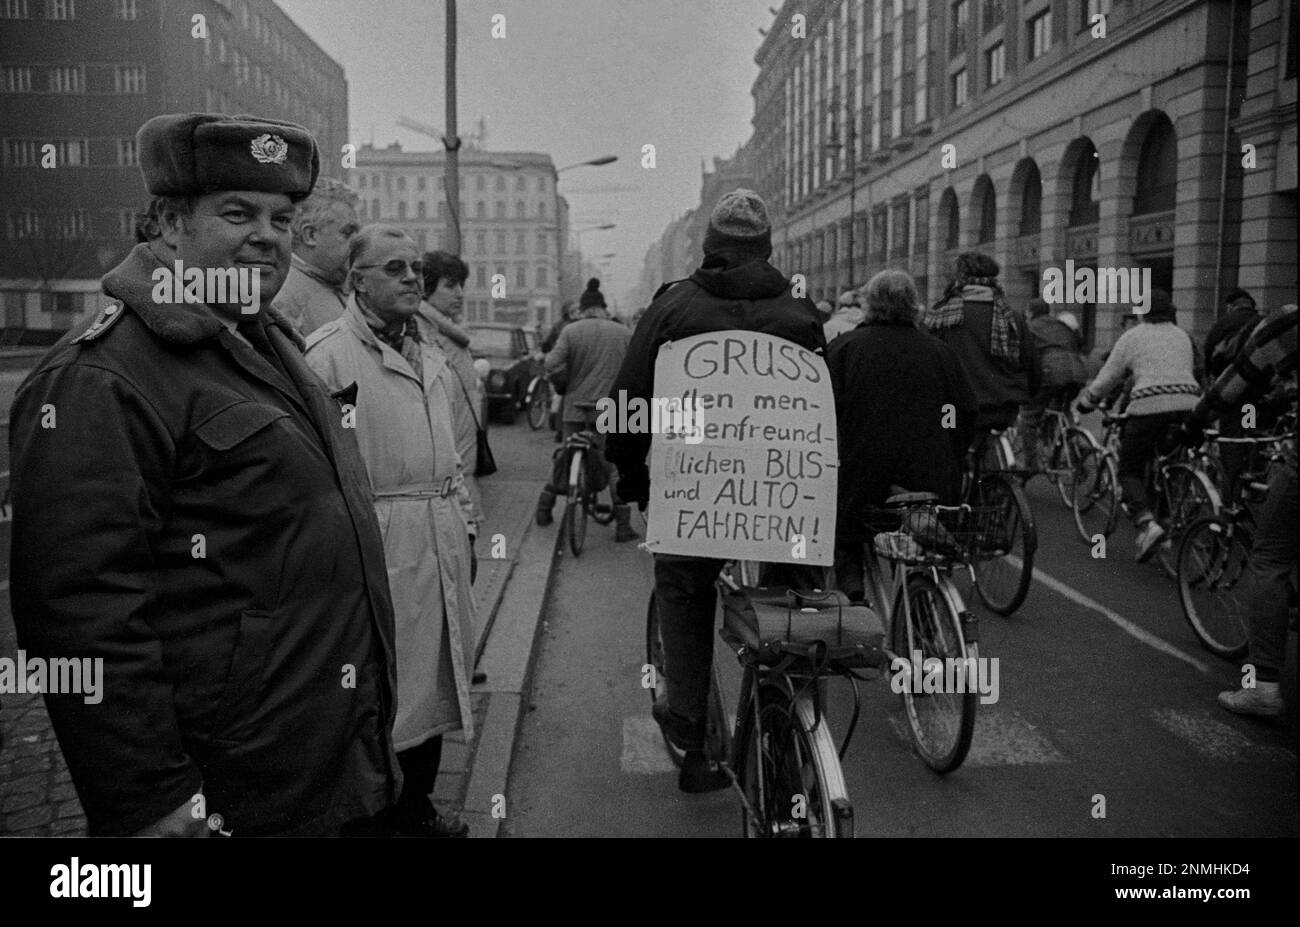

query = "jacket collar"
[343,295,424,386]
[419,302,472,348]
[290,251,347,291]
[689,255,789,301]
[102,243,305,352]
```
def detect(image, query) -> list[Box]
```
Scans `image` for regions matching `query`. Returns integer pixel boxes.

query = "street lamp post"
[553,156,617,327]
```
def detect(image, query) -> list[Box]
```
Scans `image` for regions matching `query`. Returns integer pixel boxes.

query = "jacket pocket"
[209,608,277,744]
[194,402,290,451]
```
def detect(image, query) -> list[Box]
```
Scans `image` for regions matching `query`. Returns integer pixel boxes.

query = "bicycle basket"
[719,585,886,671]
[864,504,1011,564]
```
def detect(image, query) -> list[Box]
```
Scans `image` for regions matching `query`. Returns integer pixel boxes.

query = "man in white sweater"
[1078,290,1203,561]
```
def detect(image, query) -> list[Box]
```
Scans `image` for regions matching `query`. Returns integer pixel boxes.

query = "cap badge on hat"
[250,133,289,165]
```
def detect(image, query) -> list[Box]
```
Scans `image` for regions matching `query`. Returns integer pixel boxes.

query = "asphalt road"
[506,477,1298,838]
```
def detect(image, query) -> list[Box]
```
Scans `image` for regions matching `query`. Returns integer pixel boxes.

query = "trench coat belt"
[373,476,461,499]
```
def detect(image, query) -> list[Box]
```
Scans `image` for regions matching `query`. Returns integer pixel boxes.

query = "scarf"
[358,298,423,381]
[425,306,472,349]
[923,276,1021,365]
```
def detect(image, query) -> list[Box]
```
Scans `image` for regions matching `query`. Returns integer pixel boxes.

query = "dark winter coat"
[1204,304,1261,379]
[606,253,827,499]
[925,293,1040,427]
[7,244,400,837]
[826,319,978,540]
[1028,314,1087,390]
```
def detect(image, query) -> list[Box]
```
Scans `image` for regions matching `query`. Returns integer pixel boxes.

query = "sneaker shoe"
[1134,520,1166,563]
[1218,681,1283,719]
[652,701,705,752]
[679,749,730,794]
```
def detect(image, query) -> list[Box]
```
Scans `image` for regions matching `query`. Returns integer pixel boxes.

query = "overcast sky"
[275,0,775,309]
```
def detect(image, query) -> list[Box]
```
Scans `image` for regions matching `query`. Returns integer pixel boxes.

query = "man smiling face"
[160,190,295,319]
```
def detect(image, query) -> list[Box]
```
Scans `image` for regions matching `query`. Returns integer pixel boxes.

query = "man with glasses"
[305,226,478,837]
[276,177,361,338]
[8,112,400,836]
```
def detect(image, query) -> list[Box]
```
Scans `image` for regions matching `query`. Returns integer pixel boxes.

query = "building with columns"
[351,142,570,330]
[747,0,1296,356]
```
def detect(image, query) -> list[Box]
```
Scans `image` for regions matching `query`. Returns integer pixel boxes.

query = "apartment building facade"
[0,0,347,343]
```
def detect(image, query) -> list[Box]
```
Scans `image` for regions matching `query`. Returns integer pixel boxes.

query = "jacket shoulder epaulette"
[70,301,127,344]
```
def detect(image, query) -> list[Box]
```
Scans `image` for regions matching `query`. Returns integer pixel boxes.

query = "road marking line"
[1150,708,1296,763]
[1006,555,1212,676]
[888,709,1067,767]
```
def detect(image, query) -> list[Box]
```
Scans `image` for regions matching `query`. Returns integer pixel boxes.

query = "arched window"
[973,175,996,245]
[1069,143,1100,226]
[1018,161,1042,237]
[939,188,960,250]
[1133,117,1177,215]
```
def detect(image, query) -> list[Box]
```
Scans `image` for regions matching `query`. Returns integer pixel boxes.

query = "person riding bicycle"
[827,269,978,605]
[1166,302,1296,718]
[920,252,1040,469]
[606,189,826,791]
[1076,289,1204,562]
[535,279,639,542]
[1018,297,1089,473]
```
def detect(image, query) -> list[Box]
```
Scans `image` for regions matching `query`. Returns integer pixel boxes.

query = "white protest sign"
[644,331,837,565]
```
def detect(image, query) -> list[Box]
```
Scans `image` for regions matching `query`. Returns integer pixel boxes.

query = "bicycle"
[1025,396,1096,511]
[557,401,615,556]
[643,492,986,836]
[524,372,552,430]
[1066,413,1122,544]
[961,429,1037,616]
[1177,426,1297,658]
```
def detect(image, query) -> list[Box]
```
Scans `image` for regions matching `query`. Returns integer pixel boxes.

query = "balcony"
[1013,233,1041,268]
[1066,222,1099,260]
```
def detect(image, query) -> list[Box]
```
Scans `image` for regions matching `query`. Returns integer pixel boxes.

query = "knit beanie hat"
[578,278,606,310]
[702,188,772,259]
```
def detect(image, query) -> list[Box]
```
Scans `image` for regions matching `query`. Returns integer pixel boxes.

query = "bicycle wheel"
[1178,516,1251,659]
[891,572,977,773]
[1071,446,1121,543]
[971,473,1036,616]
[527,379,550,430]
[733,683,848,837]
[644,592,685,767]
[565,449,587,556]
[1156,464,1220,578]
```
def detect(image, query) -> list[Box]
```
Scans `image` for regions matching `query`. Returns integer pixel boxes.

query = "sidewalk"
[0,423,559,837]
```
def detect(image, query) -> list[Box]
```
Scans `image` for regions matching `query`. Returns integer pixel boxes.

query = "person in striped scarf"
[1168,303,1296,718]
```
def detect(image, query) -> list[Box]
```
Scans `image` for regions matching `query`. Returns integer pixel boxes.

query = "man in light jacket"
[305,226,477,838]
[275,177,359,338]
[823,289,865,343]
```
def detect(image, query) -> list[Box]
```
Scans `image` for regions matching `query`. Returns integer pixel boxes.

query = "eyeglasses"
[355,259,425,278]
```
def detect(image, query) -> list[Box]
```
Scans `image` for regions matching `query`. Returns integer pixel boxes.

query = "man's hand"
[134,795,211,838]
[1075,390,1097,414]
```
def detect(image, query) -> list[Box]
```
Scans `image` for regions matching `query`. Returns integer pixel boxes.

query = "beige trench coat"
[305,297,477,749]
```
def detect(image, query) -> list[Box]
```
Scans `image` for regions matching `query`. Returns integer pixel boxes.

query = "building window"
[536,266,548,288]
[396,176,406,192]
[114,65,147,94]
[48,65,84,93]
[417,201,426,219]
[1,0,30,19]
[476,231,487,254]
[495,175,506,192]
[476,175,486,191]
[113,0,136,16]
[986,42,1005,86]
[417,176,426,192]
[52,209,89,238]
[397,201,407,220]
[517,265,527,289]
[982,0,1004,31]
[2,66,33,92]
[371,198,380,218]
[357,174,366,189]
[516,175,527,192]
[495,201,506,218]
[476,201,486,218]
[119,208,136,239]
[7,209,39,238]
[1082,0,1111,31]
[952,68,968,107]
[537,176,547,193]
[44,0,73,20]
[495,231,506,253]
[116,138,138,166]
[1028,10,1052,60]
[515,201,526,219]
[476,265,487,288]
[516,232,526,253]
[538,200,547,218]
[950,0,968,56]
[536,231,548,254]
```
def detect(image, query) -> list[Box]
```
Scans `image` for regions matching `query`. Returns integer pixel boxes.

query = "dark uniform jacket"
[826,319,978,539]
[8,244,400,836]
[606,253,827,500]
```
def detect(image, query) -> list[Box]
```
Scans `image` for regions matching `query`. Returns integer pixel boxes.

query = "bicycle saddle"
[885,490,940,507]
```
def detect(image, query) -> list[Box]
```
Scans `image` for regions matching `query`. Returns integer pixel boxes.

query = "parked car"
[466,323,542,424]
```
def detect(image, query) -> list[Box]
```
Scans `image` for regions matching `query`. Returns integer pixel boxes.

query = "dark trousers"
[653,553,724,721]
[1244,465,1297,682]
[1118,411,1188,523]
[394,735,443,819]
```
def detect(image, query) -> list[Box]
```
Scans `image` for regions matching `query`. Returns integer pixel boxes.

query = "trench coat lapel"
[343,296,423,388]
